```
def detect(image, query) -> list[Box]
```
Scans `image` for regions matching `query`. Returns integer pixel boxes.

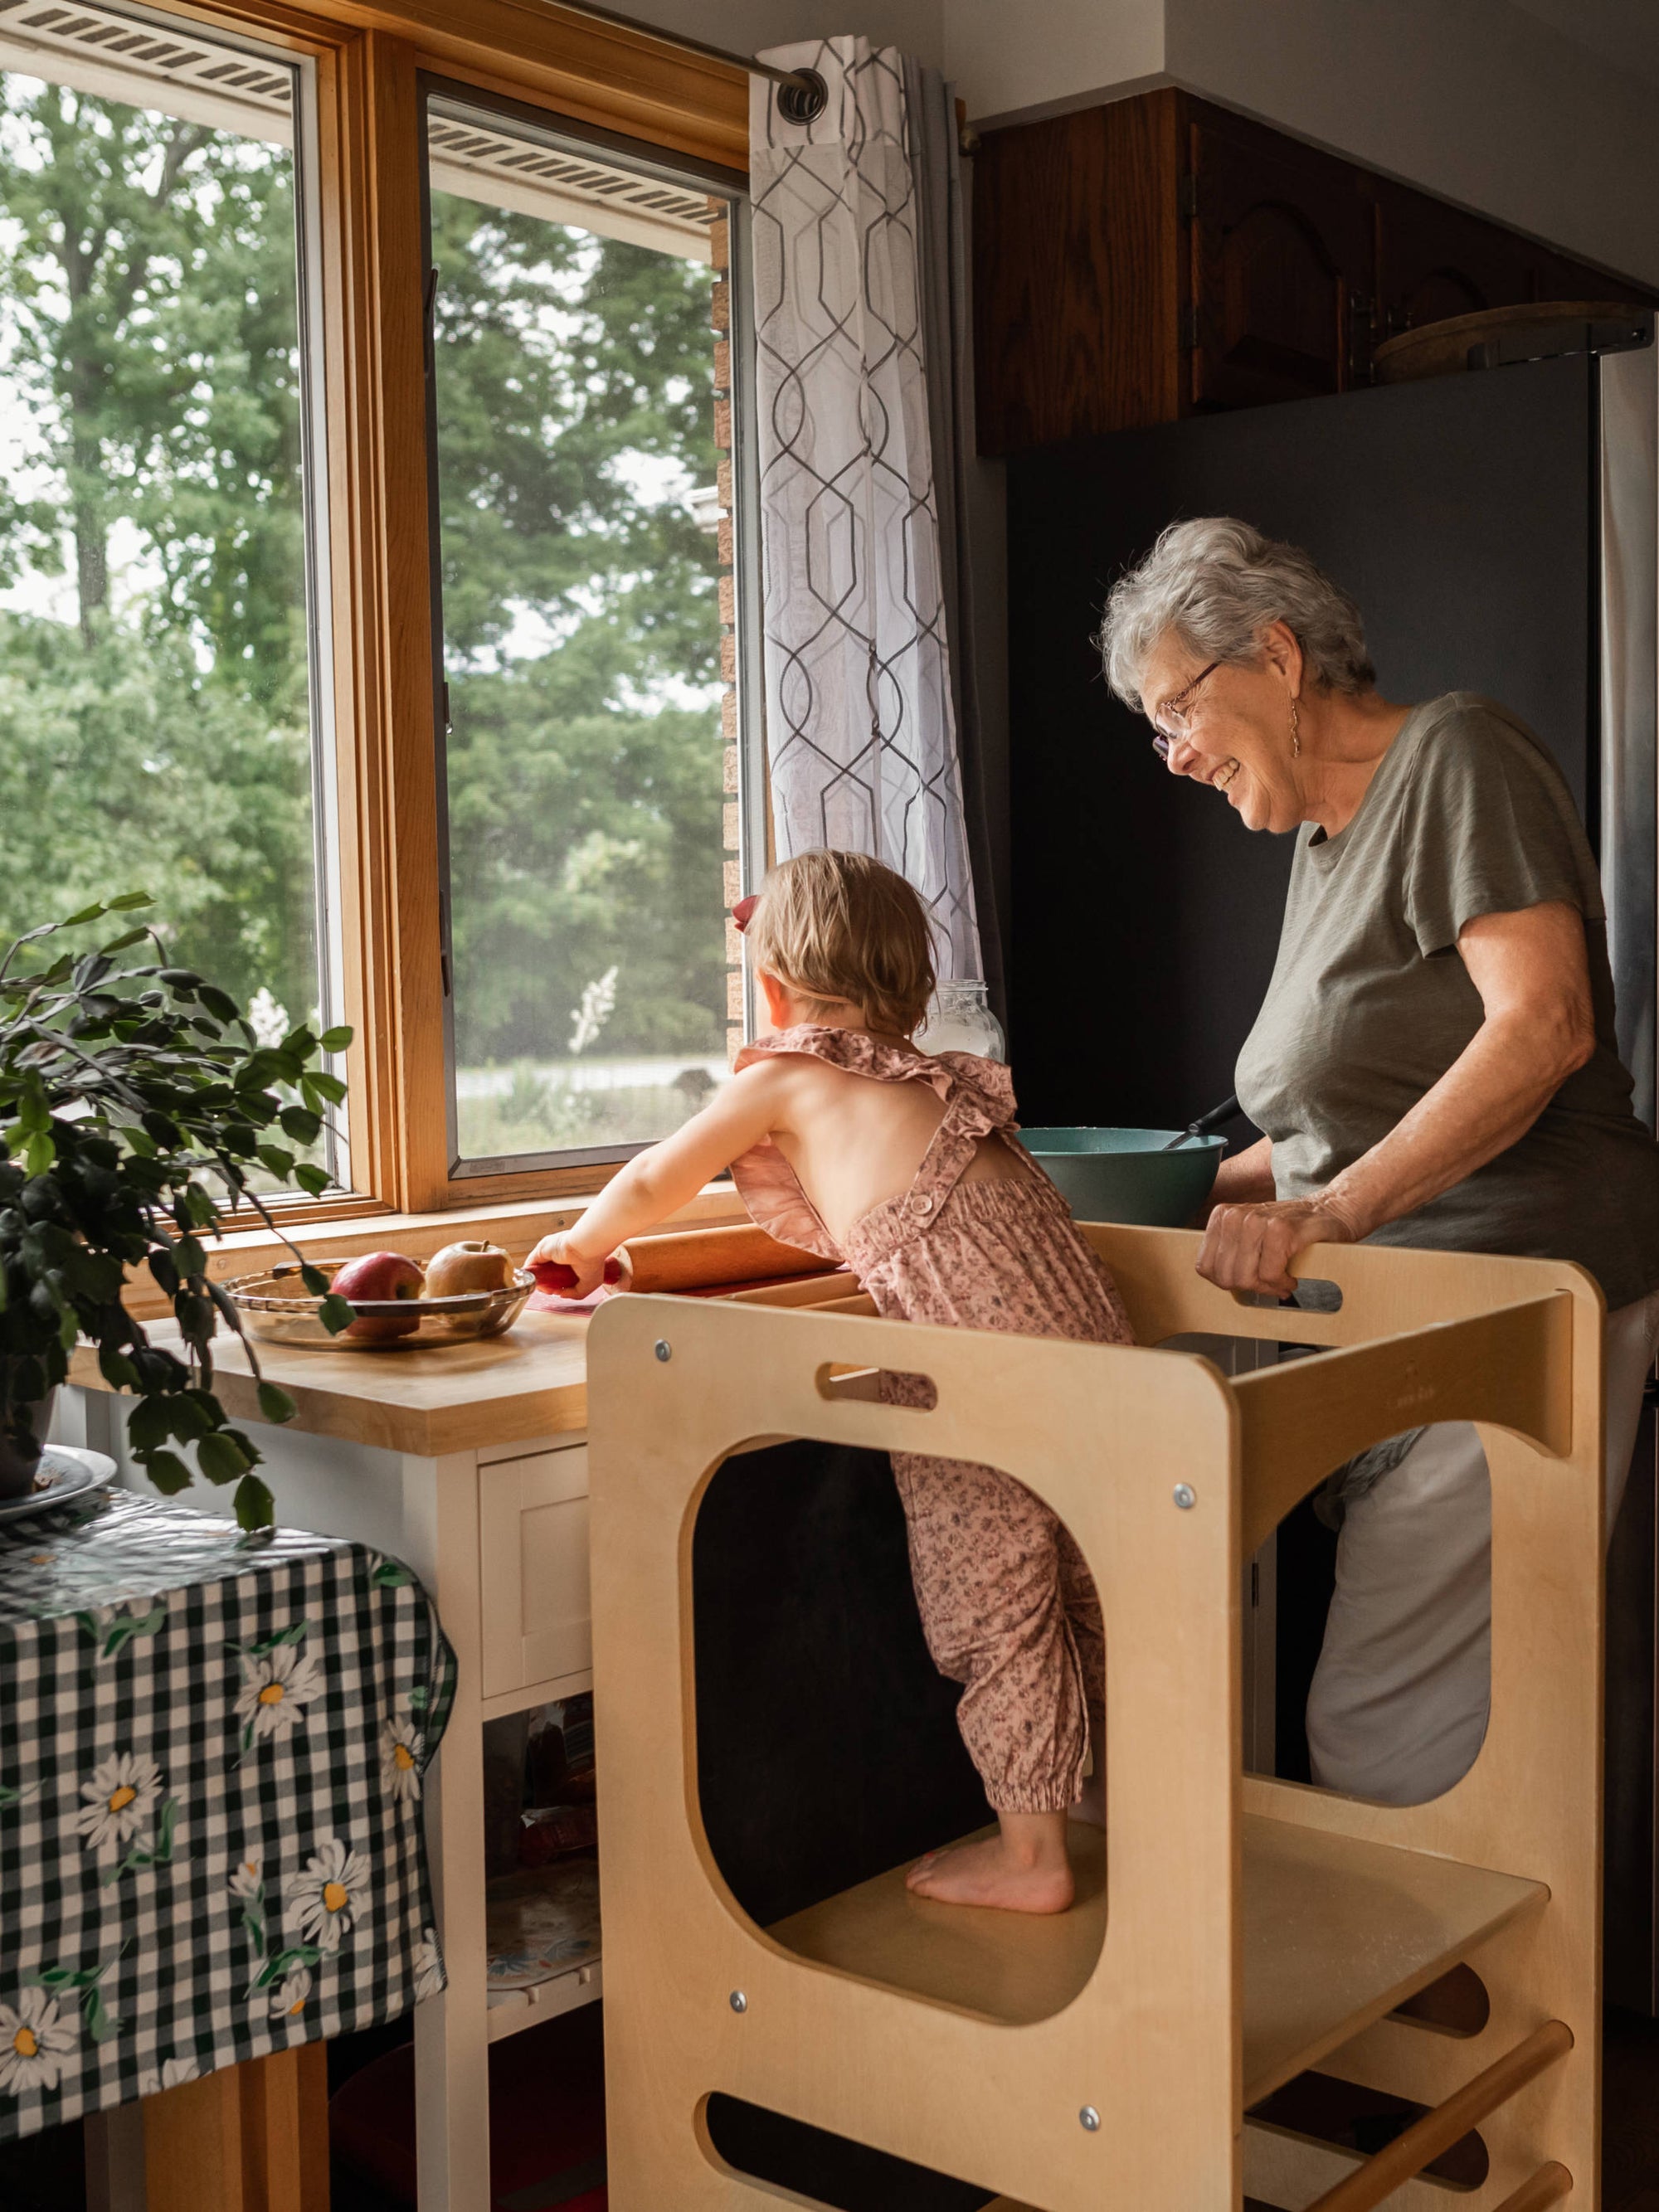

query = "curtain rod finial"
[776,67,828,125]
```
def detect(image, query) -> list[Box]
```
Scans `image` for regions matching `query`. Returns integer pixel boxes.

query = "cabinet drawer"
[479,1445,591,1699]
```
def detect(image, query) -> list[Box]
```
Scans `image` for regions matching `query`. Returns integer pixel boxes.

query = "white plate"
[0,1446,114,1524]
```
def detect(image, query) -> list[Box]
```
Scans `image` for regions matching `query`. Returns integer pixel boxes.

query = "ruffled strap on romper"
[727,1026,1030,1266]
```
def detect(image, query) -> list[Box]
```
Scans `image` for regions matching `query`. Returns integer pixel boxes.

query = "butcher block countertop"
[69,1309,595,1459]
[70,1244,870,1458]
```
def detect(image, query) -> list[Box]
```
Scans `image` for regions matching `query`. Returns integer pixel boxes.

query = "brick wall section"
[709,208,746,1065]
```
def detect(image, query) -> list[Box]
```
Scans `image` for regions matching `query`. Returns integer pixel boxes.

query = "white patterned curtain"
[749,37,983,983]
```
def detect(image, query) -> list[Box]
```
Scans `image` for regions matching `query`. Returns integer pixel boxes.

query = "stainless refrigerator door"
[1602,338,1659,2015]
[1600,339,1657,1132]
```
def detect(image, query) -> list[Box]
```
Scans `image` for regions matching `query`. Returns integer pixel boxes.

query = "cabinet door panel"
[480,1443,591,1697]
[973,95,1181,453]
[1190,110,1374,410]
[1219,201,1346,391]
[519,1491,591,1686]
[1375,179,1536,340]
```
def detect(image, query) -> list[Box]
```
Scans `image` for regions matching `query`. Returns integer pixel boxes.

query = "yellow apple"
[424,1240,513,1297]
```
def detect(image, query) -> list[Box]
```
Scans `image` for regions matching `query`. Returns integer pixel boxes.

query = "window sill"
[120,1183,748,1323]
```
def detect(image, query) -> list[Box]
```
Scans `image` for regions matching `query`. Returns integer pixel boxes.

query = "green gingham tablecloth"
[0,1483,455,2139]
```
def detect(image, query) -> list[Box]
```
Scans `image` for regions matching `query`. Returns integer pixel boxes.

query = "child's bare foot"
[906,1814,1074,1913]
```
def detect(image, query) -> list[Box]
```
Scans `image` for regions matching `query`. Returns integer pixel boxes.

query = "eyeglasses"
[1150,659,1221,761]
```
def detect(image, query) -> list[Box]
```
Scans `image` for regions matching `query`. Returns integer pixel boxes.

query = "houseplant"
[0,894,355,1529]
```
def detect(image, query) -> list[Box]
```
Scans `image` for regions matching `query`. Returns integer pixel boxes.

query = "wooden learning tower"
[588,1225,1605,2212]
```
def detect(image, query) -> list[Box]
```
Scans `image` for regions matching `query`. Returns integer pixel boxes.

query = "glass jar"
[915,980,1006,1062]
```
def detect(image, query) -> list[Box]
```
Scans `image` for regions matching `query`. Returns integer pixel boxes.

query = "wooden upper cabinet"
[1373,178,1540,338]
[972,91,1185,455]
[973,89,1657,457]
[1187,108,1374,411]
[1374,177,1644,339]
[1524,237,1649,312]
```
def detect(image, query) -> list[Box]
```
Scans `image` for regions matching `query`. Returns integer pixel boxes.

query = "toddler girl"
[528,851,1134,1914]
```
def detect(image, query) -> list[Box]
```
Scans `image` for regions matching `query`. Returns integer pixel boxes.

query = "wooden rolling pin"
[533,1222,835,1298]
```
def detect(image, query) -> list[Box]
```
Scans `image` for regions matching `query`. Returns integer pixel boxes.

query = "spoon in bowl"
[1162,1093,1242,1152]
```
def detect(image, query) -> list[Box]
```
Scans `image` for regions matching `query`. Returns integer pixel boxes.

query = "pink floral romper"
[729,1026,1135,1815]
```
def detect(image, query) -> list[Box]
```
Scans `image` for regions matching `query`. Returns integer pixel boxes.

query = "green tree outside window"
[0,75,730,1169]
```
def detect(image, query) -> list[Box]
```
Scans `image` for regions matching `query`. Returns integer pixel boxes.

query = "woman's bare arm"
[1203,1134,1274,1214]
[1198,901,1595,1296]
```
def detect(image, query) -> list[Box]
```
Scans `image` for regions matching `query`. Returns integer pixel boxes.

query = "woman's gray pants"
[1306,1288,1659,1805]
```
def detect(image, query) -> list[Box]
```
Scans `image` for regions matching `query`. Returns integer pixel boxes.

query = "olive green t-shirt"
[1234,692,1659,1309]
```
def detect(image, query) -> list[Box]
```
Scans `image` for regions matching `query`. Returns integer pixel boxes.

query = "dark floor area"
[7,2001,1659,2208]
[328,2014,422,2212]
[1606,2004,1659,2212]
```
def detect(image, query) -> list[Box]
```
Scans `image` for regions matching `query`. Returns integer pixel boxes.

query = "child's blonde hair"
[746,851,937,1038]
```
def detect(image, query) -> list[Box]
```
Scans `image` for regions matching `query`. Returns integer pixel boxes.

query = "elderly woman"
[1100,517,1659,1806]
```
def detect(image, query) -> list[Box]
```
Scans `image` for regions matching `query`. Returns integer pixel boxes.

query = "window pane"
[426,100,734,1169]
[0,12,333,1186]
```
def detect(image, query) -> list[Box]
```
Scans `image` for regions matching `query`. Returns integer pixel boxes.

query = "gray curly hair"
[1097,517,1376,712]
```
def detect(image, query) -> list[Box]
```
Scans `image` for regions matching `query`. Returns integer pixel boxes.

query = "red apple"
[424,1240,512,1298]
[331,1250,425,1341]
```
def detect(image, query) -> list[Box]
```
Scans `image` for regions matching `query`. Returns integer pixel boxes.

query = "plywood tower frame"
[588,1226,1603,2211]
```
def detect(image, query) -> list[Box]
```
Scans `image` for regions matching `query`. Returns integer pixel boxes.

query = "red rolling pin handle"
[530,1256,625,1296]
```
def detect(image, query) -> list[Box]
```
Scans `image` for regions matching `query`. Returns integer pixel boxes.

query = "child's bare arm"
[526,1061,790,1291]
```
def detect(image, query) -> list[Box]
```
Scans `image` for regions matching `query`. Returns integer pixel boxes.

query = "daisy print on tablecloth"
[231,1850,323,2005]
[228,1855,267,1953]
[0,1989,76,2095]
[379,1707,424,1803]
[73,1754,162,1860]
[289,1837,367,1955]
[270,1966,312,2020]
[412,1928,445,2003]
[233,1631,324,1752]
[138,2054,199,2096]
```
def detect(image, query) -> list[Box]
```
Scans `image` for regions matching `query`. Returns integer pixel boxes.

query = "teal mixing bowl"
[1023,1127,1226,1228]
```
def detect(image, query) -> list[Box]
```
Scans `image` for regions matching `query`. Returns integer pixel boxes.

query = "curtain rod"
[549,0,831,120]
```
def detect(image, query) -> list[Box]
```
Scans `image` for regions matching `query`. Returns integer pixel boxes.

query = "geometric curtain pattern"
[750,36,983,982]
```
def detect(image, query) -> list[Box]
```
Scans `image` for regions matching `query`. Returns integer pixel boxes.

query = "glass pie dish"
[224,1259,535,1349]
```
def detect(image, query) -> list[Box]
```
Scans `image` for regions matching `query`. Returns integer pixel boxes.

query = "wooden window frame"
[97,0,752,1229]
